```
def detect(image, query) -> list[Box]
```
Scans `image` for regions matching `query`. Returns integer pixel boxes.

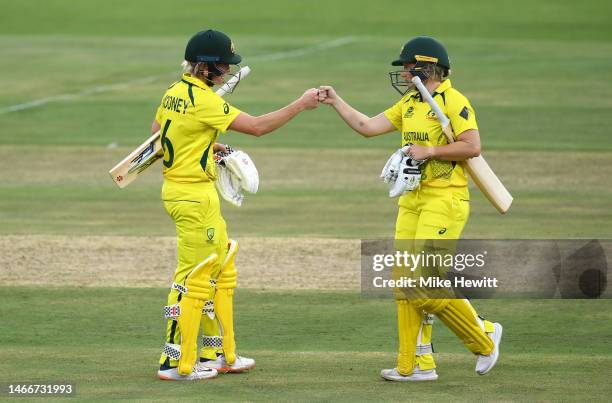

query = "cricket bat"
[109,66,252,188]
[411,76,513,214]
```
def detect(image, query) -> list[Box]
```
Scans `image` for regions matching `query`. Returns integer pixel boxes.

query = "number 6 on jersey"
[108,66,251,188]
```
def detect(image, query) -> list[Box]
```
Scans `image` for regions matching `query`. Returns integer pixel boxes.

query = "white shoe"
[380,366,438,381]
[199,355,255,373]
[157,365,218,381]
[476,322,503,375]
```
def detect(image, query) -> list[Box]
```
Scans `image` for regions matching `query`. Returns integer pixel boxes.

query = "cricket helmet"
[389,36,450,95]
[185,29,242,65]
[391,36,450,69]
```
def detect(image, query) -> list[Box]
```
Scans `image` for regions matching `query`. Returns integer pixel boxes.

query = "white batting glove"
[381,149,405,184]
[223,150,259,194]
[388,155,424,198]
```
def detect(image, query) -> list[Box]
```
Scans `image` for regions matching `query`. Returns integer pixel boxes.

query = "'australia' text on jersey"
[403,131,430,142]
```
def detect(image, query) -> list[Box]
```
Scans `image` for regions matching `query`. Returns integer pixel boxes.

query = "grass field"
[2,289,612,401]
[1,0,612,401]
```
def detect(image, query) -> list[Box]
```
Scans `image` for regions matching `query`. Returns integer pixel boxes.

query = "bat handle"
[215,66,251,96]
[411,76,451,130]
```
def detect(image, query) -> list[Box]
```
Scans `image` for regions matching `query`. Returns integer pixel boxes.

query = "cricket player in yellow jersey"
[319,36,502,381]
[154,29,319,381]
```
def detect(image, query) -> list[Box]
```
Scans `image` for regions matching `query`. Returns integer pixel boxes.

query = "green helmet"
[185,29,242,65]
[391,36,450,69]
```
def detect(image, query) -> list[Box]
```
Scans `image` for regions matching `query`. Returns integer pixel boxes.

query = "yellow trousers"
[159,180,228,368]
[394,185,470,374]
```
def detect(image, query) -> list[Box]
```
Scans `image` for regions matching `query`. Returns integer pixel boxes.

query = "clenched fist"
[318,85,338,105]
[299,88,320,110]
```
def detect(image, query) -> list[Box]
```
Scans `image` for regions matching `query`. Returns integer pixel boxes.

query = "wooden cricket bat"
[109,66,252,188]
[411,76,513,214]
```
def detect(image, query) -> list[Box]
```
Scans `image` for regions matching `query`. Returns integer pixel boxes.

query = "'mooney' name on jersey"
[162,95,190,114]
[154,73,242,184]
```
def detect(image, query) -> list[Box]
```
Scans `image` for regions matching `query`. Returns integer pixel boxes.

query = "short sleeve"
[196,93,242,134]
[446,89,478,138]
[383,100,403,131]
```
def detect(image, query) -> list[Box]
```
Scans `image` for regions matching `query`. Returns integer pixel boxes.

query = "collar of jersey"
[181,73,211,91]
[404,79,452,102]
[432,79,452,95]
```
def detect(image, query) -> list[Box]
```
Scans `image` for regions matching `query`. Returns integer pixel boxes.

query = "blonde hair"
[181,60,196,75]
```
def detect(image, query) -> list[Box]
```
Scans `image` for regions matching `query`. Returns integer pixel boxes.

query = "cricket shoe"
[158,365,218,381]
[199,354,255,373]
[475,322,503,375]
[380,366,438,381]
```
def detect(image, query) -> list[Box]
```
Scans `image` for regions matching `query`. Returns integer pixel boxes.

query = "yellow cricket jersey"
[155,74,242,183]
[384,79,478,188]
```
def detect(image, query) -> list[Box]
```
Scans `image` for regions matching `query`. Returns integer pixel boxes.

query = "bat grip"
[215,66,251,96]
[411,76,451,128]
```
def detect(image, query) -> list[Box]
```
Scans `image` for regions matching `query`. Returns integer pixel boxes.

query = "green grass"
[1,287,611,401]
[1,2,612,400]
[1,146,611,237]
[1,0,612,238]
[1,0,611,41]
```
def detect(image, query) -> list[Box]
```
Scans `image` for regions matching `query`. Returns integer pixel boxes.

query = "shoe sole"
[477,323,503,375]
[158,373,217,381]
[381,372,438,382]
[204,363,256,374]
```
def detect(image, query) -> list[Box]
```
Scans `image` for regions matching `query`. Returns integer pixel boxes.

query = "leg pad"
[176,253,217,375]
[434,299,494,355]
[396,300,421,375]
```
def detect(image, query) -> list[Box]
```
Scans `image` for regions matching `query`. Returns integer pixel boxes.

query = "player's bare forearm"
[431,141,480,160]
[251,100,307,136]
[330,96,371,136]
[407,130,481,161]
[431,130,481,161]
[331,98,393,137]
[319,85,394,137]
[229,88,319,136]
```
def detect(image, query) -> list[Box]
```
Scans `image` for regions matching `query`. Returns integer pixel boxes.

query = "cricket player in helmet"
[155,29,319,381]
[319,36,503,381]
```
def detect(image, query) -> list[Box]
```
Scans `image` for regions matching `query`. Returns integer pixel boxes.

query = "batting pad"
[163,343,181,361]
[177,253,218,376]
[415,312,436,370]
[202,335,223,349]
[200,240,239,363]
[216,240,238,290]
[435,299,494,355]
[396,300,421,375]
[214,240,239,364]
[200,315,222,361]
[214,288,236,364]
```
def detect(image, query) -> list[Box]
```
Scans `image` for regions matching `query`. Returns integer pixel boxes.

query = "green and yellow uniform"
[156,73,241,368]
[382,79,494,375]
[384,79,477,240]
